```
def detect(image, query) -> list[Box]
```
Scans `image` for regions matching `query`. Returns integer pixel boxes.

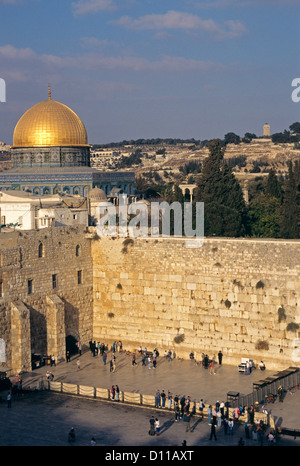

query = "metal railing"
[228,367,300,409]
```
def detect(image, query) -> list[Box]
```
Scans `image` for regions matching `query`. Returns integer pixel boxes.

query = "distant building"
[263,123,270,137]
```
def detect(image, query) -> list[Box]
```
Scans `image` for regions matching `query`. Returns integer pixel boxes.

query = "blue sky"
[0,0,300,144]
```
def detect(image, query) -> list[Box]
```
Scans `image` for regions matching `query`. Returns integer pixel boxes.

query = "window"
[28,279,33,295]
[77,270,82,285]
[52,274,57,289]
[0,281,3,298]
[76,245,80,257]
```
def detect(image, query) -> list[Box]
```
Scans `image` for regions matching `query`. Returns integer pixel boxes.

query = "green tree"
[224,132,240,145]
[196,139,245,236]
[247,194,281,238]
[289,122,300,134]
[265,169,282,200]
[280,161,300,238]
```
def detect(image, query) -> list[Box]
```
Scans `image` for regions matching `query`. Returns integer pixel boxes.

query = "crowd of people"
[151,390,275,444]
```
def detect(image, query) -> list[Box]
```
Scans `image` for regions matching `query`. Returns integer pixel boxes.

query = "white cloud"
[0,44,222,73]
[112,10,247,39]
[195,0,300,7]
[71,0,116,16]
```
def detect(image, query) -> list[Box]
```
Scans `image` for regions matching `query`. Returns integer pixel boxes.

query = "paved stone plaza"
[0,350,299,447]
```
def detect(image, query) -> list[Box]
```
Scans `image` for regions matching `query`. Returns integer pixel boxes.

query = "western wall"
[92,234,300,370]
[0,226,299,373]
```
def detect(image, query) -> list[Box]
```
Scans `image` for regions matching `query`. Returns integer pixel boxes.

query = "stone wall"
[92,235,300,370]
[0,226,93,372]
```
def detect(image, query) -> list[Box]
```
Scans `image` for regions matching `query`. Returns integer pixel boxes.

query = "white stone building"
[0,190,88,230]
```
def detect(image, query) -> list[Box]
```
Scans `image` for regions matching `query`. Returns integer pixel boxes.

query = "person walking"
[132,354,137,367]
[76,359,81,370]
[209,417,217,440]
[148,356,152,369]
[209,359,215,375]
[184,412,191,432]
[7,392,11,408]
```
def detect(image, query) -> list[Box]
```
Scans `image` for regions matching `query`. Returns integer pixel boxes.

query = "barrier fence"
[46,379,269,426]
[228,367,300,409]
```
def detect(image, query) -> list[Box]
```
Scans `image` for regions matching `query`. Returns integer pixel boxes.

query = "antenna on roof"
[48,83,51,100]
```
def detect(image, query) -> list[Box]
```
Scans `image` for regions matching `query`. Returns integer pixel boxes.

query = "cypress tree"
[196,139,245,236]
[265,168,282,200]
[280,161,300,238]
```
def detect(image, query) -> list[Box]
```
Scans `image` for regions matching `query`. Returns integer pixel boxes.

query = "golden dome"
[13,93,88,148]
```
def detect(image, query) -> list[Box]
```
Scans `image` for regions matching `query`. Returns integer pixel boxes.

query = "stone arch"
[66,335,78,355]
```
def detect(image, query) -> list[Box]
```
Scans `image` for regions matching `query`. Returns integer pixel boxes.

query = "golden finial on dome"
[48,83,51,100]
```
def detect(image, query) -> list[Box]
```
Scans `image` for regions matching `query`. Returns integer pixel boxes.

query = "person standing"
[76,359,81,370]
[76,341,82,356]
[180,395,186,417]
[220,401,225,419]
[155,418,160,436]
[148,356,152,369]
[209,360,215,375]
[161,390,166,408]
[103,352,107,365]
[116,385,120,401]
[149,416,155,436]
[207,405,212,425]
[111,385,115,400]
[218,350,223,365]
[66,350,70,363]
[168,392,173,409]
[155,390,161,408]
[175,402,180,421]
[199,399,205,419]
[7,392,11,408]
